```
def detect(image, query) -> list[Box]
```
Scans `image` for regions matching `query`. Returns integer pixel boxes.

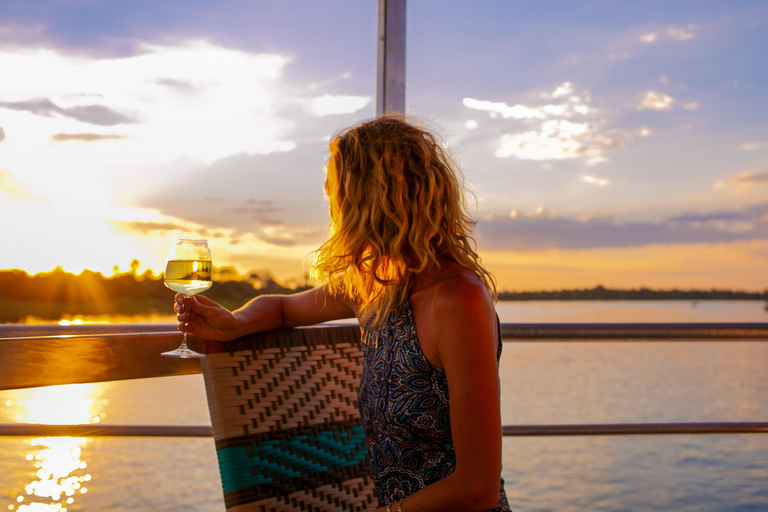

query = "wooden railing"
[2,323,768,436]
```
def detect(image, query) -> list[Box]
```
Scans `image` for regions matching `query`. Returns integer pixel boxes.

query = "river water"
[1,301,767,511]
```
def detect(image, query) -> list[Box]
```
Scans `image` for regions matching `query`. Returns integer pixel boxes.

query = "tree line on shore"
[0,263,312,323]
[1,266,766,323]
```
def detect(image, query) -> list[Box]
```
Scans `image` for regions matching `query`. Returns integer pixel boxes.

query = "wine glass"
[162,238,212,358]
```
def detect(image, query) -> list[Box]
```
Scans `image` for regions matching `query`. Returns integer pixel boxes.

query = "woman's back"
[358,268,512,511]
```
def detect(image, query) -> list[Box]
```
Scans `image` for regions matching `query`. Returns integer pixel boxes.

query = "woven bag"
[202,325,375,511]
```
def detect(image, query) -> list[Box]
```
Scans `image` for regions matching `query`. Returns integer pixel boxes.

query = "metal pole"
[3,422,768,438]
[0,424,213,437]
[502,422,768,437]
[376,0,406,115]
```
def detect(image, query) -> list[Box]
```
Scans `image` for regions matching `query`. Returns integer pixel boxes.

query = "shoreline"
[3,297,767,325]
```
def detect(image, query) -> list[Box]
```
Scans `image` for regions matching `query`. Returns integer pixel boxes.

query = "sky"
[0,0,767,292]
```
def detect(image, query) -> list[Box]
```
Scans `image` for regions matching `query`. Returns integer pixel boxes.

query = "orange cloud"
[739,142,768,151]
[714,170,768,191]
[112,220,186,233]
[52,133,127,142]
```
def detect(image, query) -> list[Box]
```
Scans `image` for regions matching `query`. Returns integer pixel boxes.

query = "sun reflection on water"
[22,384,97,425]
[6,384,104,511]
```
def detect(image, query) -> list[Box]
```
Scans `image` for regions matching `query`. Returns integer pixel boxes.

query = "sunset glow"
[1,1,766,291]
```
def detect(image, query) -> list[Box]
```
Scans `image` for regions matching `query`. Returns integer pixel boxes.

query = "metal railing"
[2,322,768,437]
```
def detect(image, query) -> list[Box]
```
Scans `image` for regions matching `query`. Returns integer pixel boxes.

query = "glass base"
[161,346,205,358]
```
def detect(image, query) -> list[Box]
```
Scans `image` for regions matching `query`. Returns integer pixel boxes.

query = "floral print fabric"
[358,298,512,511]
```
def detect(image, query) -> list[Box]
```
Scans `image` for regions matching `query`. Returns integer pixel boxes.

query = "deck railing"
[2,322,768,437]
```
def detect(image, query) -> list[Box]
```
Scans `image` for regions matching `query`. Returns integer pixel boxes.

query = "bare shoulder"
[409,267,497,368]
[422,270,498,370]
[429,270,495,321]
[424,270,497,352]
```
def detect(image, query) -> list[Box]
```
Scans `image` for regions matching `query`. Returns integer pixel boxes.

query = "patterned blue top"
[358,297,512,511]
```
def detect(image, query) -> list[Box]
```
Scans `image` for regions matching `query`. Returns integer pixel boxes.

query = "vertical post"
[376,0,406,116]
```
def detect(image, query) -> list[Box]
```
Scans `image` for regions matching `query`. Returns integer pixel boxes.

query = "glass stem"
[181,294,192,349]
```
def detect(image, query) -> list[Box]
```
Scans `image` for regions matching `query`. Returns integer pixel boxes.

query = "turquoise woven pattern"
[216,422,371,509]
[202,326,375,511]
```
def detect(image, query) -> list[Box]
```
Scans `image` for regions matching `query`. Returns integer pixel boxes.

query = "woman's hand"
[174,294,240,341]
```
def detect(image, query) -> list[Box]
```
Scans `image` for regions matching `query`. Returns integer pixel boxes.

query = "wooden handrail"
[1,323,766,391]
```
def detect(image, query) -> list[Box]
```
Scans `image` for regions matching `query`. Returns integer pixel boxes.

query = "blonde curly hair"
[312,115,495,328]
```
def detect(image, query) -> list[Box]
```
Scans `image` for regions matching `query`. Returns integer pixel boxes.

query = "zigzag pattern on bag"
[202,326,376,512]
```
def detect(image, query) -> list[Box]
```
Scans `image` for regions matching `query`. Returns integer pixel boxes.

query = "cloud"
[137,143,330,247]
[309,94,371,116]
[230,199,283,226]
[258,226,321,247]
[0,23,48,46]
[740,142,768,151]
[668,202,768,223]
[463,98,570,120]
[607,51,631,61]
[464,83,593,120]
[0,98,137,125]
[581,175,610,186]
[714,170,768,191]
[636,91,700,111]
[52,133,127,142]
[639,25,697,44]
[636,90,675,111]
[495,120,607,161]
[155,78,199,93]
[465,82,649,164]
[667,26,697,41]
[0,38,374,224]
[476,203,768,251]
[0,40,309,169]
[114,221,187,233]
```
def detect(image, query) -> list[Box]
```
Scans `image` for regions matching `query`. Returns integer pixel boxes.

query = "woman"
[175,115,512,512]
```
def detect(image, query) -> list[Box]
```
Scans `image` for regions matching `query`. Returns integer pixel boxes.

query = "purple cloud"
[0,98,136,126]
[668,203,768,223]
[476,202,768,251]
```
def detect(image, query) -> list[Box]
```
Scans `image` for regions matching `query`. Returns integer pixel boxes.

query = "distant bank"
[1,269,766,323]
[498,285,768,301]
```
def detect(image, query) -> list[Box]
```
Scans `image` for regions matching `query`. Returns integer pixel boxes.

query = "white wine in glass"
[163,238,212,358]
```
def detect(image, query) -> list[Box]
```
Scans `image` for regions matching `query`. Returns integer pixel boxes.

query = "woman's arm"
[175,284,357,341]
[371,278,503,512]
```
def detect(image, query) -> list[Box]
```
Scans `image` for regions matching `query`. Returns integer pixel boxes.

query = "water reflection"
[6,384,104,512]
[23,384,99,425]
[22,313,176,325]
